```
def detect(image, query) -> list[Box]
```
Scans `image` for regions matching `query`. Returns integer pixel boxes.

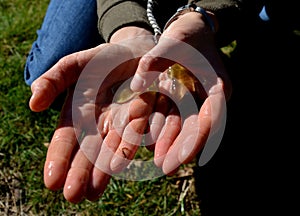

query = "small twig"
[167,178,193,216]
[179,179,192,214]
[5,192,9,215]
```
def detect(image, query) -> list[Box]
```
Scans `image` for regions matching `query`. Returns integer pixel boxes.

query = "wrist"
[110,26,153,44]
[163,4,218,33]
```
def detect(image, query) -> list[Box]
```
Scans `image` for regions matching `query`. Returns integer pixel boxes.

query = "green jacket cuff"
[98,1,151,42]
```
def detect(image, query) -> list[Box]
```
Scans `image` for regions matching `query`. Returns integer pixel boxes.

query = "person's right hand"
[29,27,158,203]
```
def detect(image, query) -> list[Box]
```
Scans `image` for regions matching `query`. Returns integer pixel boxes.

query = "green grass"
[0,0,201,215]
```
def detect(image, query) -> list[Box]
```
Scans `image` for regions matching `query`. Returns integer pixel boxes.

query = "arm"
[97,0,152,42]
[128,0,249,173]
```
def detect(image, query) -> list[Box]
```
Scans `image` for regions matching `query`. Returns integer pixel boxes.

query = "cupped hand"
[29,29,157,203]
[130,11,232,174]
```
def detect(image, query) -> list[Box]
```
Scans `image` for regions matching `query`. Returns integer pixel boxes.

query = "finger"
[128,93,156,120]
[29,45,106,112]
[97,111,112,138]
[111,103,130,137]
[110,117,148,173]
[144,112,165,151]
[44,127,80,191]
[162,95,216,174]
[83,110,125,198]
[94,104,130,174]
[110,93,156,172]
[110,92,156,172]
[85,111,123,201]
[130,38,179,92]
[94,129,121,175]
[85,167,111,202]
[63,132,102,203]
[144,94,171,149]
[82,132,112,202]
[154,108,181,168]
[62,150,92,203]
[178,101,211,164]
[162,77,226,174]
[162,114,205,175]
[44,91,80,191]
[197,79,227,166]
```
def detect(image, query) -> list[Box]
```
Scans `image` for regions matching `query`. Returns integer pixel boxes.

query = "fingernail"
[28,94,35,109]
[110,155,128,173]
[130,74,145,92]
[29,88,48,111]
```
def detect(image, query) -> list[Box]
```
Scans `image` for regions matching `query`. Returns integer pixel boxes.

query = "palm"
[30,38,156,203]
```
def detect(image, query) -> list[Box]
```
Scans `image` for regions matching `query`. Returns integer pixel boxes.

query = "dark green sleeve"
[151,0,264,46]
[97,0,267,46]
[97,0,152,42]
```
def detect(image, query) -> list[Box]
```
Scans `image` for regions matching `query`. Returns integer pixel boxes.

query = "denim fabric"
[24,0,102,86]
[259,5,270,21]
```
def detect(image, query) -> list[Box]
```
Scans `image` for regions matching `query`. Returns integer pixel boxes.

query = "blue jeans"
[24,0,102,86]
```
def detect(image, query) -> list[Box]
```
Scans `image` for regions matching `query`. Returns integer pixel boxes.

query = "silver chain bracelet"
[146,0,216,44]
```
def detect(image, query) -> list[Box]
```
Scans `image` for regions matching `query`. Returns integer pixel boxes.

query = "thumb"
[130,36,180,92]
[29,46,104,112]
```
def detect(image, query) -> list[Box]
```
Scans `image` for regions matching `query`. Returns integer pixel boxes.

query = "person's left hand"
[129,10,232,174]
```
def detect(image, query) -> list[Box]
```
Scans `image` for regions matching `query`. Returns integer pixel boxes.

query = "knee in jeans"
[24,42,52,85]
